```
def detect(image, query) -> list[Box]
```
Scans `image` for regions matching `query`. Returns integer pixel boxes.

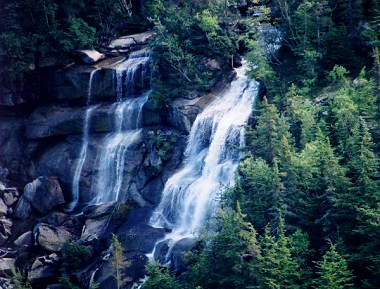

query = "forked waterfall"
[69,52,150,210]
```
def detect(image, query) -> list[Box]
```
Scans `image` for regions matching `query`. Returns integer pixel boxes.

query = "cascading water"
[89,94,147,205]
[69,68,100,211]
[149,63,258,260]
[69,105,99,211]
[70,52,150,210]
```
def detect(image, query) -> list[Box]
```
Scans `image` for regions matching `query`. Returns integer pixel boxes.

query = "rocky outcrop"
[14,176,65,219]
[44,66,115,102]
[0,218,12,246]
[0,258,15,277]
[14,231,34,247]
[25,104,118,139]
[28,254,60,284]
[36,224,76,251]
[104,31,156,54]
[74,50,106,64]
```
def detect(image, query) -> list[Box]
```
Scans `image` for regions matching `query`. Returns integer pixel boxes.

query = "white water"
[89,94,148,205]
[69,105,99,211]
[149,64,258,260]
[70,53,150,210]
[69,68,100,211]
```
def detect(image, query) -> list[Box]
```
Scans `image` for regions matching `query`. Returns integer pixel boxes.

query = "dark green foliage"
[142,261,179,289]
[61,242,92,272]
[147,0,241,108]
[149,130,178,161]
[59,242,92,289]
[314,241,354,289]
[59,273,81,289]
[256,219,308,289]
[111,233,131,289]
[11,267,32,289]
[183,205,260,289]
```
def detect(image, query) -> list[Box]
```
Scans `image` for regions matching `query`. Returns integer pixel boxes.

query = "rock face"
[0,258,15,277]
[74,50,106,64]
[105,31,156,54]
[14,231,34,247]
[36,224,75,251]
[28,254,60,284]
[14,176,65,219]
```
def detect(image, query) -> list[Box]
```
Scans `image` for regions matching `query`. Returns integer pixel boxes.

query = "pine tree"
[233,157,285,232]
[142,261,179,289]
[314,241,354,289]
[184,204,260,289]
[256,218,306,289]
[247,96,293,164]
[111,233,131,289]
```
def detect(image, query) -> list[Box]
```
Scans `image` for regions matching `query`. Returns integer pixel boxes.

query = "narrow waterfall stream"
[149,63,259,261]
[70,52,150,210]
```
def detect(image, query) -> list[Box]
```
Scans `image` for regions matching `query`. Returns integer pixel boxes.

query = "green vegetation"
[3,0,380,288]
[143,1,380,289]
[59,242,92,289]
[141,261,179,289]
[11,267,32,289]
[111,233,131,289]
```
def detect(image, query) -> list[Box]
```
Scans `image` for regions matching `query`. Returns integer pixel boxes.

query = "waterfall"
[69,105,99,211]
[69,68,100,211]
[70,52,150,210]
[149,63,258,260]
[89,94,147,205]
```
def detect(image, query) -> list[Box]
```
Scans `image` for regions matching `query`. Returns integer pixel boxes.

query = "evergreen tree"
[314,241,354,289]
[111,233,131,289]
[142,261,179,289]
[247,96,292,164]
[256,218,306,289]
[184,204,260,289]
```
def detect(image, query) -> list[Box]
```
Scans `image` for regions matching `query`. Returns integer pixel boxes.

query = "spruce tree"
[314,241,354,289]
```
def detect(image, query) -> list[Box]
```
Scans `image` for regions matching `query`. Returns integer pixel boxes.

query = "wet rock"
[0,218,12,246]
[140,178,165,205]
[26,106,87,139]
[0,258,15,277]
[13,196,32,219]
[0,168,9,183]
[83,202,118,219]
[0,118,27,182]
[3,192,17,207]
[0,277,12,289]
[170,237,195,273]
[30,176,65,214]
[80,216,113,244]
[14,231,34,247]
[32,137,82,194]
[106,31,156,52]
[152,239,170,263]
[45,66,115,102]
[41,211,70,227]
[0,199,7,216]
[16,176,65,216]
[74,50,106,64]
[37,224,75,251]
[25,103,117,139]
[46,284,62,289]
[28,253,60,284]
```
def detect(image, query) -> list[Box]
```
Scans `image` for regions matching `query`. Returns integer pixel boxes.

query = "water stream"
[70,52,150,210]
[149,63,259,261]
